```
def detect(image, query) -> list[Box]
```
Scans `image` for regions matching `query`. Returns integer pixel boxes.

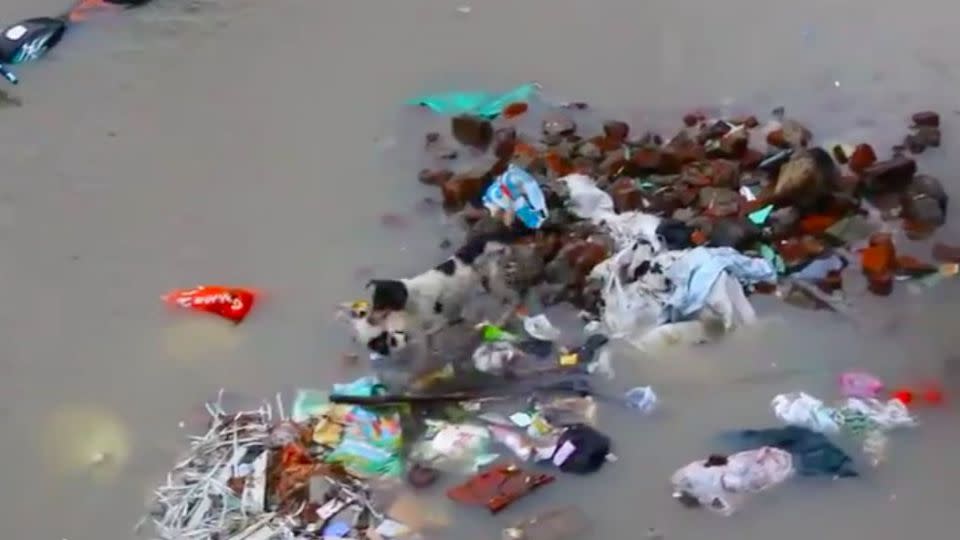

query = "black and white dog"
[348,234,517,357]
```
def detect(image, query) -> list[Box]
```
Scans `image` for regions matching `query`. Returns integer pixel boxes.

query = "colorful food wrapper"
[325,406,404,477]
[163,285,256,323]
[483,164,549,230]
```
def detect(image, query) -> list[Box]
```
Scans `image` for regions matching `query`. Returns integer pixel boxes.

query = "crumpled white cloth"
[671,447,794,516]
[562,173,615,220]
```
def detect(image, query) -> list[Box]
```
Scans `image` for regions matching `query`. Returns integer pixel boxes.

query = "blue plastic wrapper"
[624,386,658,414]
[482,164,549,230]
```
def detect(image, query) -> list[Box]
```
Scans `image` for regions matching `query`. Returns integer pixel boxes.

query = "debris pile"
[143,84,954,538]
[398,86,956,357]
[138,391,400,539]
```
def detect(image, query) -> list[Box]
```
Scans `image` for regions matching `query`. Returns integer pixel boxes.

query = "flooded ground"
[0,1,959,539]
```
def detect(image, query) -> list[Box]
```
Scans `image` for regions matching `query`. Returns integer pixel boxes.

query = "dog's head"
[367,279,409,312]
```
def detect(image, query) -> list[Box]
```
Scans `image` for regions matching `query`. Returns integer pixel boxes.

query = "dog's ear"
[369,279,409,311]
[367,331,390,356]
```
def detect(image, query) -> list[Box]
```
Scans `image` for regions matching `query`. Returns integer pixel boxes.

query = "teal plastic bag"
[748,204,774,225]
[407,82,541,118]
[291,389,328,423]
[759,244,786,275]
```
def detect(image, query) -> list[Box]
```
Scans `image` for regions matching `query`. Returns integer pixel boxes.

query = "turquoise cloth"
[407,83,541,118]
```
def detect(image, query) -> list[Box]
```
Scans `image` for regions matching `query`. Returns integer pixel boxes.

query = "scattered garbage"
[143,88,955,537]
[771,389,916,465]
[139,386,415,539]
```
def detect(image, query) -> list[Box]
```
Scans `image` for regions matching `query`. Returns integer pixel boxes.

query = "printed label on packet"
[552,440,577,466]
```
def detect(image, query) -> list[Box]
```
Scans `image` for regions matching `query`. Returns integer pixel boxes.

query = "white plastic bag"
[472,342,519,375]
[523,314,561,341]
[837,397,916,431]
[771,392,841,433]
[561,173,614,220]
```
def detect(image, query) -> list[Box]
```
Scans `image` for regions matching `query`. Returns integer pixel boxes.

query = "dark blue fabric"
[718,426,858,478]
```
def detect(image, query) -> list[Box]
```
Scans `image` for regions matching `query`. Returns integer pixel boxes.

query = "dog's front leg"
[421,323,448,361]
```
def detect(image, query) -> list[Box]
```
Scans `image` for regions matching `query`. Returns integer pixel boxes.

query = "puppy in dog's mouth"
[338,300,411,356]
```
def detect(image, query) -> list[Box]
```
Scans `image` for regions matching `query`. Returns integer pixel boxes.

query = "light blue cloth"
[482,164,549,229]
[332,376,384,397]
[662,247,776,322]
[791,255,845,281]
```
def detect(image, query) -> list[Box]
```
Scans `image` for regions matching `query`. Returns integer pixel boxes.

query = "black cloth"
[551,424,611,474]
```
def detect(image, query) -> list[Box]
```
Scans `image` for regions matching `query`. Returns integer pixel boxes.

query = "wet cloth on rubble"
[590,241,763,348]
[719,426,858,477]
[670,447,794,516]
[483,164,549,229]
[662,247,776,323]
[561,173,662,251]
[588,241,681,343]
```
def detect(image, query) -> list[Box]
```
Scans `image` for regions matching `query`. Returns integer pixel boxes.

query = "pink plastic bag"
[839,371,884,399]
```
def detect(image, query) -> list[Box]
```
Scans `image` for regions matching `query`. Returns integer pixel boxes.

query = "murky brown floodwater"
[1,1,959,539]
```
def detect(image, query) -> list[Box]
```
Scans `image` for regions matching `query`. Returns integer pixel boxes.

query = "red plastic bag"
[163,285,256,323]
[890,384,944,407]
